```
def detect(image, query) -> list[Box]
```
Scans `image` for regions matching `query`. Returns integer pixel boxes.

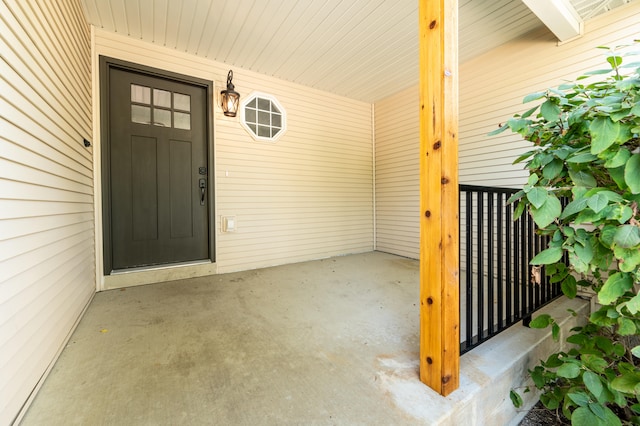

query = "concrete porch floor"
[20,251,587,425]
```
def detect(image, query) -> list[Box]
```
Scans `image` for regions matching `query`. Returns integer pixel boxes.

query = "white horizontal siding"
[0,0,93,424]
[94,29,373,275]
[372,2,640,260]
[373,86,419,259]
[459,2,640,188]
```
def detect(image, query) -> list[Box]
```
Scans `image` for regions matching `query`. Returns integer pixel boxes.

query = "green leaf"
[574,209,601,225]
[614,246,640,272]
[506,117,529,133]
[571,407,599,426]
[584,68,614,75]
[552,323,560,341]
[521,105,540,119]
[607,55,623,69]
[487,125,509,136]
[529,313,553,328]
[557,362,581,379]
[613,225,640,248]
[582,355,608,374]
[598,272,633,305]
[513,201,526,220]
[513,150,536,164]
[507,189,525,204]
[587,193,609,213]
[531,195,562,228]
[574,240,594,264]
[594,336,614,355]
[611,373,640,394]
[590,116,620,155]
[604,148,630,168]
[530,366,546,388]
[583,371,604,400]
[600,224,617,248]
[541,99,561,122]
[561,275,578,299]
[597,406,622,426]
[567,153,598,163]
[589,402,607,422]
[561,197,589,219]
[627,294,640,315]
[544,353,563,368]
[568,392,590,407]
[617,317,636,336]
[591,189,622,203]
[543,158,564,180]
[631,345,640,358]
[606,204,634,224]
[510,390,523,408]
[526,187,548,209]
[523,91,546,104]
[625,154,640,194]
[568,169,597,188]
[531,247,564,265]
[608,165,628,191]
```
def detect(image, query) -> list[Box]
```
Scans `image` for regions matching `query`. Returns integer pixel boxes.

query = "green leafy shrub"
[493,44,640,425]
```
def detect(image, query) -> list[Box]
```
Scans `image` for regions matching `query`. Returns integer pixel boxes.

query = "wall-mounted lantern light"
[220,70,240,117]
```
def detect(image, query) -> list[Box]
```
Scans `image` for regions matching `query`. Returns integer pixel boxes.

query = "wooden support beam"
[419,0,460,396]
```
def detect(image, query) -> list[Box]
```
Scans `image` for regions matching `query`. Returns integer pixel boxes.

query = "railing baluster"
[477,191,484,342]
[497,192,504,330]
[513,204,520,320]
[506,200,512,325]
[459,185,563,354]
[521,210,529,319]
[465,190,473,347]
[487,191,494,336]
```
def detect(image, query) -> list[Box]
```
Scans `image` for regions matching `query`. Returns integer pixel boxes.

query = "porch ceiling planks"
[79,0,636,103]
[419,0,460,396]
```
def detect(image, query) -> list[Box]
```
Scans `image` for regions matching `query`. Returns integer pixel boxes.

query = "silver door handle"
[199,178,206,206]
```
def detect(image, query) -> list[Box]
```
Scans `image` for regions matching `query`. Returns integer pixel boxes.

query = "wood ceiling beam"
[418,0,460,396]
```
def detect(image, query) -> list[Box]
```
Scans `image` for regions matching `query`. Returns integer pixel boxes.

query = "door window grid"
[131,84,191,130]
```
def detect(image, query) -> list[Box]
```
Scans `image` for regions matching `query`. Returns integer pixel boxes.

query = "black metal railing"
[459,184,563,354]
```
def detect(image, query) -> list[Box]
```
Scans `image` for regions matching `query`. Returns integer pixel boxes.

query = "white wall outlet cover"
[221,216,236,232]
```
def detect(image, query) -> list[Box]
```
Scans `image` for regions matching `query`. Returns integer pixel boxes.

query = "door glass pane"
[131,85,151,104]
[131,105,151,124]
[154,89,171,108]
[174,93,191,111]
[174,112,191,130]
[154,109,171,126]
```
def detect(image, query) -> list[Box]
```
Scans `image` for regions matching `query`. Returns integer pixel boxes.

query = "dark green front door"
[106,64,209,271]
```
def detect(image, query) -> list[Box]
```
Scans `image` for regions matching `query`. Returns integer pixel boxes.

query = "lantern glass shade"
[221,90,240,117]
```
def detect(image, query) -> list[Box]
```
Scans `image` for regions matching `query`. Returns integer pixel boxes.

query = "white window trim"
[240,91,287,142]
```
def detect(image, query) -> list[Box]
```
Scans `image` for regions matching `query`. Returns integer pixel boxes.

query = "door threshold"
[102,260,217,291]
[111,259,212,275]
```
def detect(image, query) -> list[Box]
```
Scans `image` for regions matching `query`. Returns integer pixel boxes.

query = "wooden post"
[419,0,459,396]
